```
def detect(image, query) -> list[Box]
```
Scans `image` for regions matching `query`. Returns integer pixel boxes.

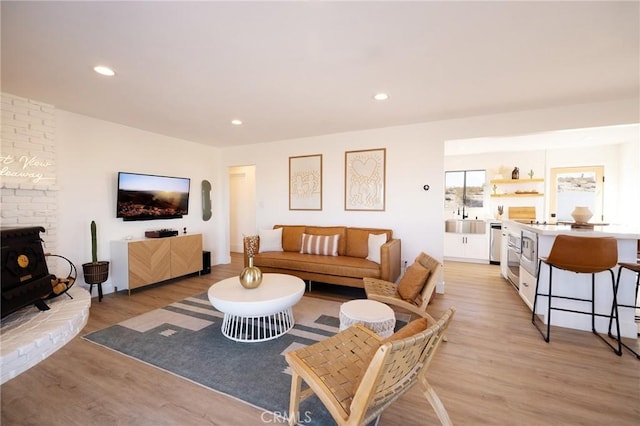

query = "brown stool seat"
[532,235,622,355]
[609,262,640,359]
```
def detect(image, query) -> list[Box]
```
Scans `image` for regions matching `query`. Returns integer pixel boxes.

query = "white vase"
[571,206,593,224]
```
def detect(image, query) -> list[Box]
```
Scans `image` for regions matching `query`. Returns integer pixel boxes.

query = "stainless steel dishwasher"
[490,222,502,265]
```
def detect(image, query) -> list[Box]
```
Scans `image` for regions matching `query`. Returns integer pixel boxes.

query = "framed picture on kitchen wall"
[345,148,386,211]
[289,154,322,210]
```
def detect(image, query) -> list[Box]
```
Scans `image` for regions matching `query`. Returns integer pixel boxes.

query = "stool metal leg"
[532,262,622,355]
[609,265,640,359]
[532,259,551,342]
[590,269,621,355]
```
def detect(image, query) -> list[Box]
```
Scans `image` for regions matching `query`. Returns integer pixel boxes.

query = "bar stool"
[609,262,640,359]
[532,235,622,355]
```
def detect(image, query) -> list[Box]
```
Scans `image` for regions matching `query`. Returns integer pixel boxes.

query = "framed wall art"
[344,148,386,211]
[289,154,322,210]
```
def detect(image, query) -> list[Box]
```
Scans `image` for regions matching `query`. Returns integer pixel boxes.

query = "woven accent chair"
[364,252,442,322]
[285,307,456,426]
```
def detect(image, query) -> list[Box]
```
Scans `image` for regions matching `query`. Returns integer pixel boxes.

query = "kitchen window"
[444,170,486,211]
[549,166,604,222]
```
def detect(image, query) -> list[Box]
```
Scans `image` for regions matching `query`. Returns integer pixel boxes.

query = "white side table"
[339,299,396,338]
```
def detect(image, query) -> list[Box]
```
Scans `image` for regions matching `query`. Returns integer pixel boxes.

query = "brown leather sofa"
[243,225,401,288]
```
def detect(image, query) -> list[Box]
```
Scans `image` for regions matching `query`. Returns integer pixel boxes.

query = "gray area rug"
[83,293,408,425]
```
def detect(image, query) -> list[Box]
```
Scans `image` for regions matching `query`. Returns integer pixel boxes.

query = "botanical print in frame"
[289,154,322,210]
[345,148,386,211]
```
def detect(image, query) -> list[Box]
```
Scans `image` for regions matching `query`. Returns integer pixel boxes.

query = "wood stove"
[1,226,56,318]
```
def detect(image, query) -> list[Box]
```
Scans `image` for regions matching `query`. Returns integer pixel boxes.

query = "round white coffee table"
[339,299,396,338]
[208,273,305,342]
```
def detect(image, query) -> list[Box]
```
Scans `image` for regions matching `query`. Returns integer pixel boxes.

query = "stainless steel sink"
[445,219,487,234]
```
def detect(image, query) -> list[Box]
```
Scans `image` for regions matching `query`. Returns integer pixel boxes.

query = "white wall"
[221,98,639,277]
[444,142,639,225]
[445,150,547,221]
[55,110,225,295]
[222,125,446,269]
[3,92,637,298]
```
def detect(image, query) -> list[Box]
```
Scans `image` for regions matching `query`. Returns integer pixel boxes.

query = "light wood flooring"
[1,255,638,425]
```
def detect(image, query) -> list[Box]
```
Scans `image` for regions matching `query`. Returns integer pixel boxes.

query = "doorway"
[229,165,256,253]
[549,166,604,222]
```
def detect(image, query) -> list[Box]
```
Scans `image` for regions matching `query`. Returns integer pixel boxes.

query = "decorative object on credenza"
[570,206,593,224]
[82,220,109,302]
[183,227,187,234]
[511,167,519,179]
[145,229,179,238]
[528,169,534,179]
[201,179,212,221]
[240,235,262,289]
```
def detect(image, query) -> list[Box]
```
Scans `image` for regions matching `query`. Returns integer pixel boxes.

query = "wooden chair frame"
[285,307,455,426]
[364,252,442,322]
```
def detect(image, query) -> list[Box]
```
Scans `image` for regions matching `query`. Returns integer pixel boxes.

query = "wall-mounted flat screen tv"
[116,172,190,221]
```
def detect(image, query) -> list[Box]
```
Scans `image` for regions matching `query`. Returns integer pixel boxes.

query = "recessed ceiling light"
[231,119,243,126]
[373,93,389,101]
[94,65,115,77]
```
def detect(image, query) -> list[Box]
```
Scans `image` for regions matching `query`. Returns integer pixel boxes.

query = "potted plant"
[82,220,109,299]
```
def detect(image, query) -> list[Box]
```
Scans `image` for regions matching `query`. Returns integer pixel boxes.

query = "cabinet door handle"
[522,282,529,287]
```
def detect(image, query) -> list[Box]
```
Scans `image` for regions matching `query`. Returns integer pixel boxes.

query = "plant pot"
[82,261,110,284]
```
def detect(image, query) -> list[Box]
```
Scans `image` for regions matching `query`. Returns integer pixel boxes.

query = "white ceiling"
[2,1,639,148]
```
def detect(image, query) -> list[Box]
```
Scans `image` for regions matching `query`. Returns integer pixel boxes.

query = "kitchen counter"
[517,222,640,240]
[504,220,639,339]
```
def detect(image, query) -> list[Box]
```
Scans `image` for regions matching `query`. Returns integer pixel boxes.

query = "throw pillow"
[300,233,340,256]
[383,317,430,343]
[366,233,388,264]
[258,228,283,253]
[397,262,431,302]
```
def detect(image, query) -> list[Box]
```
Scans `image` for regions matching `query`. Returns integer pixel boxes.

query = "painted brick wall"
[1,93,59,259]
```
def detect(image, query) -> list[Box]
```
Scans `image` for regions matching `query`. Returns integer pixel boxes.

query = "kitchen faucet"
[457,205,468,219]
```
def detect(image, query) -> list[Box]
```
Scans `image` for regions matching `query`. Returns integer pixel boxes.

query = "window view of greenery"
[444,170,486,210]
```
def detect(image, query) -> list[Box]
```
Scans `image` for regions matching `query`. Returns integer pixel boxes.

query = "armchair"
[285,307,455,425]
[364,252,442,321]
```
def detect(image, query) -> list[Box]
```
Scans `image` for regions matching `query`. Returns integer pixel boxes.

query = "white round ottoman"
[339,299,396,338]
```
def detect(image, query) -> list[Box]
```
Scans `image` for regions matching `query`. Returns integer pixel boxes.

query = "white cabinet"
[111,234,203,293]
[519,266,536,310]
[500,228,509,279]
[444,233,489,263]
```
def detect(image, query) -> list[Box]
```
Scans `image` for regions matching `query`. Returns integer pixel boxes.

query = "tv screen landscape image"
[117,172,190,221]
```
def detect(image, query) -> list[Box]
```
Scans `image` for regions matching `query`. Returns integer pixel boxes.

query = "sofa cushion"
[397,262,430,302]
[383,317,429,343]
[276,225,307,252]
[305,226,347,256]
[346,228,392,258]
[366,233,388,264]
[300,233,340,256]
[258,228,283,253]
[253,252,381,279]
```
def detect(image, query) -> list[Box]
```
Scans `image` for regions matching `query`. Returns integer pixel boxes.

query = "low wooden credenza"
[111,233,202,293]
